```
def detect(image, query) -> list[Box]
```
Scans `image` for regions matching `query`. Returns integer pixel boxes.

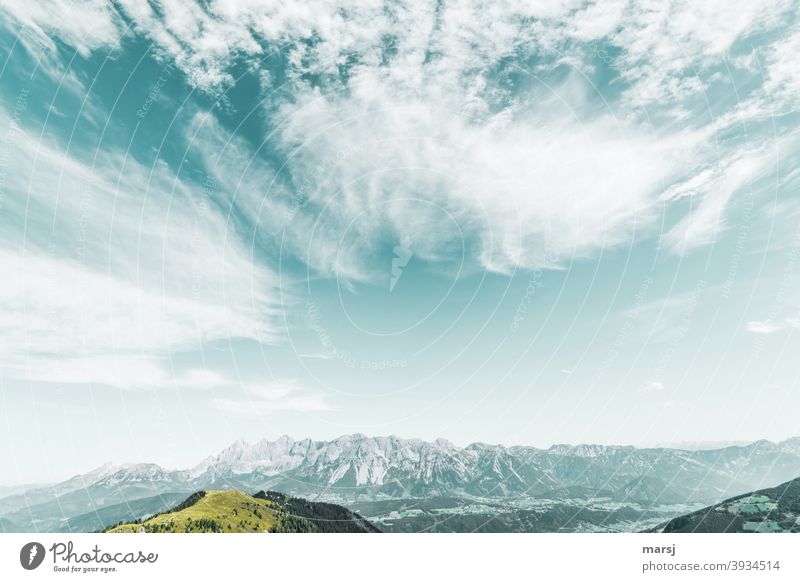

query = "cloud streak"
[213,379,330,415]
[746,319,800,335]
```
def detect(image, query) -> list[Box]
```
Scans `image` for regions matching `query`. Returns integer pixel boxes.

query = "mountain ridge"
[656,475,800,533]
[4,434,800,533]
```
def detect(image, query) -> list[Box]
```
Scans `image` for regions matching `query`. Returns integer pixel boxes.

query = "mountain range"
[2,434,800,532]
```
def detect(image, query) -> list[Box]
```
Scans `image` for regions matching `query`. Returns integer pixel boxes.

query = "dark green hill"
[253,490,380,533]
[660,476,800,533]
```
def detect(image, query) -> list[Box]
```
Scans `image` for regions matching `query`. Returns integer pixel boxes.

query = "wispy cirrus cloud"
[0,107,283,388]
[213,379,330,416]
[2,0,798,274]
[266,80,693,277]
[1,0,122,57]
[14,355,227,390]
[662,144,780,252]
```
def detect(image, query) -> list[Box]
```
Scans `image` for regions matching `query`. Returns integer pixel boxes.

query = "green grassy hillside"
[105,490,379,533]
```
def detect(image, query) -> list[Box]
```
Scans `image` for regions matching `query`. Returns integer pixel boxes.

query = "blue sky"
[1,1,800,484]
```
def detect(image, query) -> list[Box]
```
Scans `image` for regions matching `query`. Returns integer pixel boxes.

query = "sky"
[1,0,800,484]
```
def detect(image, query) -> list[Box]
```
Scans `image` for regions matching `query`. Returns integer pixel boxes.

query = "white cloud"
[604,0,793,109]
[2,0,121,57]
[663,145,778,251]
[623,283,707,343]
[2,0,798,281]
[213,379,329,415]
[0,249,268,356]
[762,28,800,108]
[110,0,790,269]
[746,319,800,335]
[0,109,283,387]
[264,79,694,277]
[746,320,783,334]
[13,355,227,390]
[8,1,798,120]
[641,381,665,393]
[96,0,791,117]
